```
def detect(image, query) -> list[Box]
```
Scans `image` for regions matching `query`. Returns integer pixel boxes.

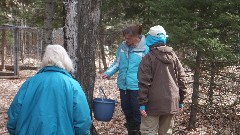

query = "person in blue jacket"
[102,25,149,135]
[7,44,92,135]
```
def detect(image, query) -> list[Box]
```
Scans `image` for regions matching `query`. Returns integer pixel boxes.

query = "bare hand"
[179,108,183,112]
[140,110,147,117]
[102,73,108,79]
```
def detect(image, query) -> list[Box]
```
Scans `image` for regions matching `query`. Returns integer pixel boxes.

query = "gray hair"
[41,44,74,73]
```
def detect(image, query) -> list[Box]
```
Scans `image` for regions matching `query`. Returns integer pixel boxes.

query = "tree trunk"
[63,0,100,134]
[188,50,201,129]
[208,62,216,105]
[97,43,102,73]
[77,0,100,134]
[99,27,108,71]
[43,0,54,55]
[63,0,79,72]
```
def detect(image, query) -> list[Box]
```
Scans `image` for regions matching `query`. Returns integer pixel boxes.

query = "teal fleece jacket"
[104,35,149,90]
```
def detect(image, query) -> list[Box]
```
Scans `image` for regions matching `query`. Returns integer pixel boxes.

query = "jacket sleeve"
[175,57,187,104]
[104,45,121,77]
[73,84,92,135]
[137,55,152,106]
[7,80,29,135]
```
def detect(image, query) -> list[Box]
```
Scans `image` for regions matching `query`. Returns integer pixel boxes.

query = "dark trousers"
[120,90,141,125]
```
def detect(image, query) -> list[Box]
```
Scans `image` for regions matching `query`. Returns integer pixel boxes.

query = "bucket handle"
[99,86,107,99]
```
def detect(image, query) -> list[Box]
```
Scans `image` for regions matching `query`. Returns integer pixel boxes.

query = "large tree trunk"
[63,0,79,72]
[77,0,100,134]
[63,0,100,134]
[188,50,201,129]
[42,0,54,55]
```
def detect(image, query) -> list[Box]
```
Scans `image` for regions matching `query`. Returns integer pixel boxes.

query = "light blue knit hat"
[145,25,168,47]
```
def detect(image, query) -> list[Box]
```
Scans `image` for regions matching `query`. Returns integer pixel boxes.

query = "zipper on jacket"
[124,48,130,92]
[126,50,131,92]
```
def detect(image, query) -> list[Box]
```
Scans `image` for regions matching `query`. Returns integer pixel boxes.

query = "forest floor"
[0,69,217,135]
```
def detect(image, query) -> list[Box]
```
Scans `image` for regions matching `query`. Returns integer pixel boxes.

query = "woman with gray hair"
[7,44,92,135]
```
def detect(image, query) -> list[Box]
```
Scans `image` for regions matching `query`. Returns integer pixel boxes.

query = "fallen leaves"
[0,68,239,135]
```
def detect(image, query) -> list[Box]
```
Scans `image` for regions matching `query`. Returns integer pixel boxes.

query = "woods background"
[0,0,239,134]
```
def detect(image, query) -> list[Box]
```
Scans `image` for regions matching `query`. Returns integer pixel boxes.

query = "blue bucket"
[93,98,116,122]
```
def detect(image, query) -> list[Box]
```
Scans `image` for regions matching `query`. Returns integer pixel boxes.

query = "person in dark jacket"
[102,25,149,135]
[138,25,187,135]
[7,44,92,135]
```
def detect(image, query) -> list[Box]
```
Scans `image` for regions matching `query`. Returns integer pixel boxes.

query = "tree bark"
[188,50,201,129]
[208,62,216,105]
[99,26,108,71]
[63,0,79,72]
[43,0,54,56]
[63,0,100,134]
[77,0,100,134]
[97,43,102,72]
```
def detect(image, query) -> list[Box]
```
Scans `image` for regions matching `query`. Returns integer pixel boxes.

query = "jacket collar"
[122,35,147,52]
[150,45,173,53]
[37,66,72,78]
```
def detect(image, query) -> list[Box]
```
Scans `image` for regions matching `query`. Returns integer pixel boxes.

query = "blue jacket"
[7,66,92,135]
[105,36,149,90]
